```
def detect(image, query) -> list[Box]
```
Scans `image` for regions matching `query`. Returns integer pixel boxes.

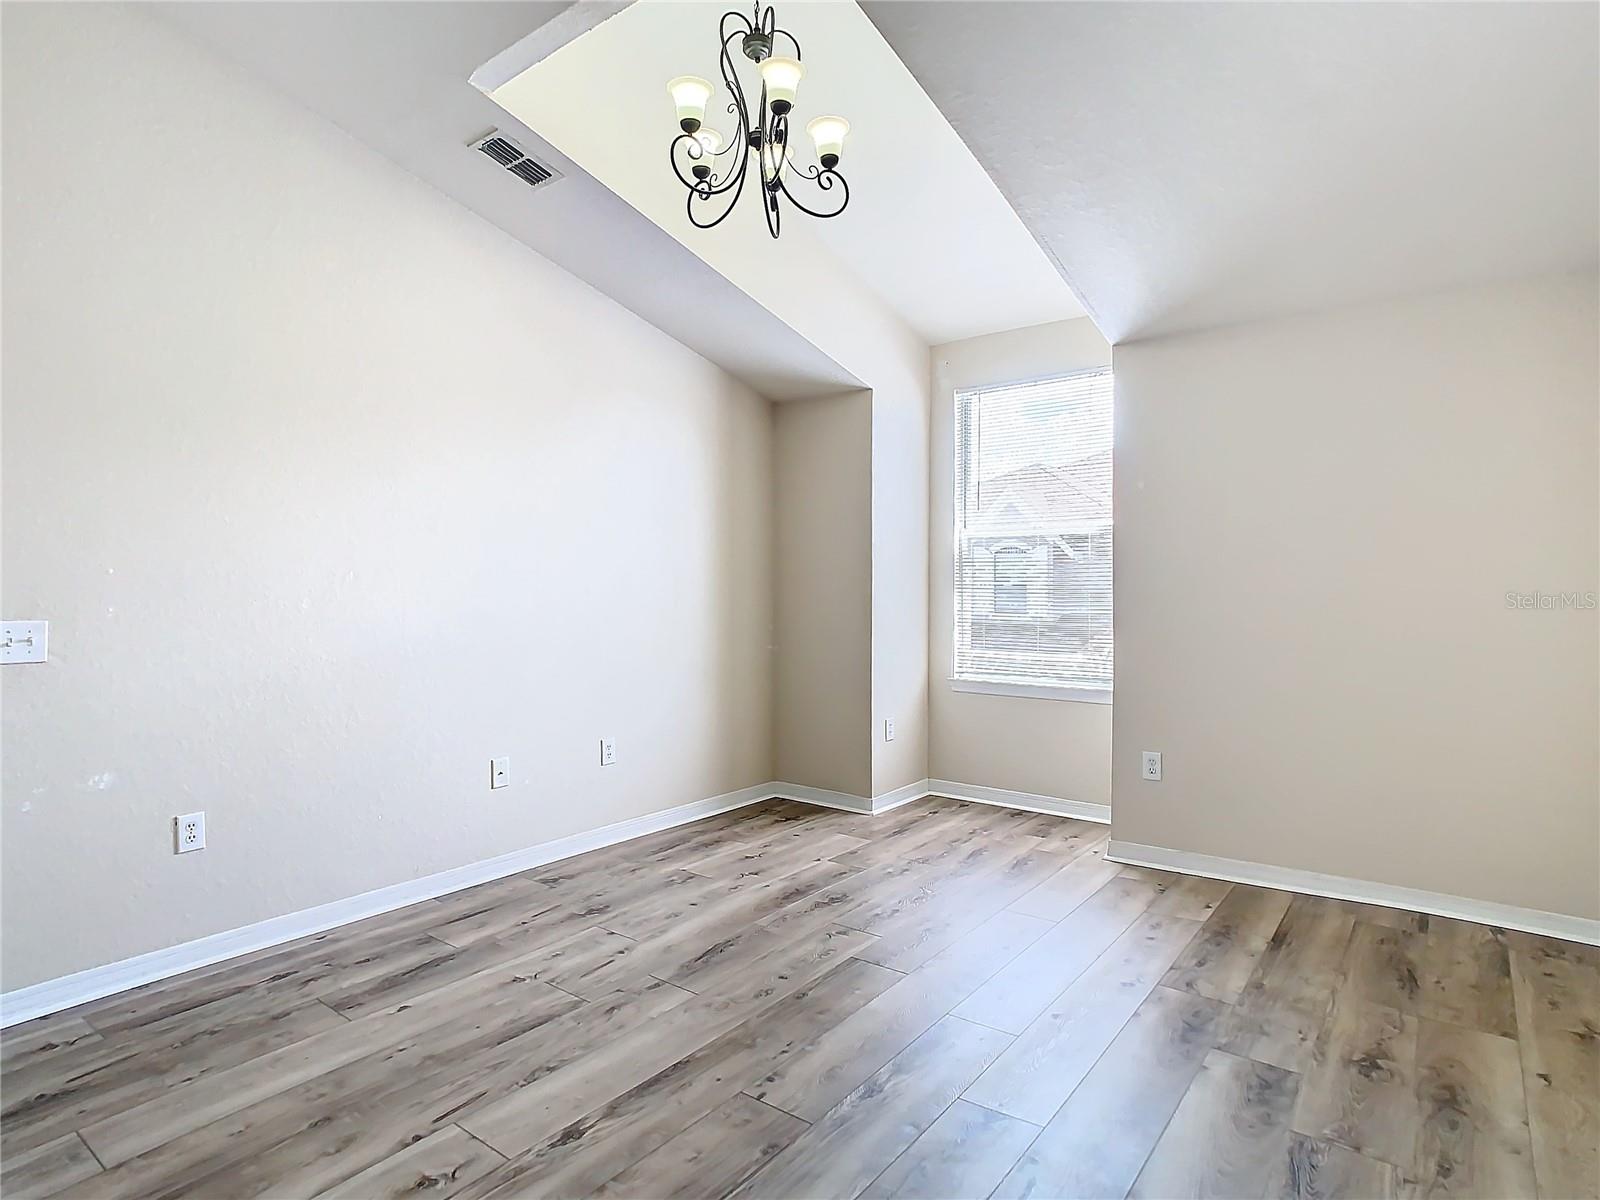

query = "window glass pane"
[954,369,1113,691]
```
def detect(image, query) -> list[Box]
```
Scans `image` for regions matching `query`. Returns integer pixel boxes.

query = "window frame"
[951,367,1114,703]
[989,543,1033,617]
[947,677,1113,704]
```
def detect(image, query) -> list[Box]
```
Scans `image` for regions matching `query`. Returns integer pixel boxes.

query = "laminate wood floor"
[3,797,1595,1200]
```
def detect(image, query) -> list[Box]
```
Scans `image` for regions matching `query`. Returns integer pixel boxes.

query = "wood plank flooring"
[2,796,1595,1199]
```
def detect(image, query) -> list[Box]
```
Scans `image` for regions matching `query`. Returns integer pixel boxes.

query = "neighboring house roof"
[969,449,1112,540]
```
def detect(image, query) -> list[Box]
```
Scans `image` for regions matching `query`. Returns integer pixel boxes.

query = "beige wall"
[771,361,933,803]
[870,335,934,798]
[929,319,1114,805]
[1112,273,1600,921]
[498,0,934,804]
[775,392,873,796]
[0,5,776,990]
[755,264,930,803]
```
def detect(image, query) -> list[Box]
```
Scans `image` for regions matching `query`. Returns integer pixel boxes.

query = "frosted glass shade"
[806,115,849,166]
[667,76,713,129]
[694,126,724,155]
[759,56,804,111]
[760,138,791,183]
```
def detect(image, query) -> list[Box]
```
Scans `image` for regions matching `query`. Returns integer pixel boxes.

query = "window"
[992,546,1031,615]
[954,368,1113,696]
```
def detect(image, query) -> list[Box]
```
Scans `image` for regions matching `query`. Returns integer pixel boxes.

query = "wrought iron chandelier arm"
[719,9,756,43]
[668,133,713,190]
[668,1,850,239]
[758,86,779,185]
[670,111,749,197]
[687,150,750,229]
[763,181,781,237]
[718,30,753,154]
[668,25,754,200]
[775,163,849,219]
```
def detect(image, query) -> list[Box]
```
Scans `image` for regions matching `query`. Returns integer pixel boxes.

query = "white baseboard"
[927,779,1110,824]
[14,782,1591,1028]
[1107,840,1600,947]
[0,782,777,1029]
[7,778,960,1026]
[769,783,876,814]
[871,779,933,814]
[772,779,941,816]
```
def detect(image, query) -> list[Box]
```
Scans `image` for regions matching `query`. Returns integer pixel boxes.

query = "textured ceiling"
[864,1,1600,342]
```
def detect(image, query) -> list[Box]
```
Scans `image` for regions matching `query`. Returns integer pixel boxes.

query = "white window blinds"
[954,369,1113,693]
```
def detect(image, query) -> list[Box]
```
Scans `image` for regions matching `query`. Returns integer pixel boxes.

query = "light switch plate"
[490,757,510,789]
[2,621,47,664]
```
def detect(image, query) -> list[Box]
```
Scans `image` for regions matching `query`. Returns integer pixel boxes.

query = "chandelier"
[667,3,851,238]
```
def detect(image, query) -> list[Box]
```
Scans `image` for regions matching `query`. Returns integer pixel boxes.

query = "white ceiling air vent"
[470,130,562,193]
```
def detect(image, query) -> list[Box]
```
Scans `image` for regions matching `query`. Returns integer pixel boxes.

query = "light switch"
[2,621,47,664]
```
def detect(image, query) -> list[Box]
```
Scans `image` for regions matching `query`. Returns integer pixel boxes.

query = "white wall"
[1112,273,1600,921]
[929,319,1114,805]
[0,4,776,990]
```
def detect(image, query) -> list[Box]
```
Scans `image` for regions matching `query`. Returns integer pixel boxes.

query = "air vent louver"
[478,136,523,167]
[471,130,562,192]
[508,158,553,187]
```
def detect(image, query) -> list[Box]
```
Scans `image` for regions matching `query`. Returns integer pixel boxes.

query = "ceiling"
[153,2,863,400]
[864,1,1600,342]
[490,0,1084,346]
[148,1,1594,359]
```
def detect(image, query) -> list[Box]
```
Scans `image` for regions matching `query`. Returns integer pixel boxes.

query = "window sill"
[949,678,1112,704]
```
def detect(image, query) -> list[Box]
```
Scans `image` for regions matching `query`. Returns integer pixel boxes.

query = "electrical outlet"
[490,756,510,789]
[883,718,895,743]
[599,738,616,767]
[174,811,206,853]
[1141,751,1162,781]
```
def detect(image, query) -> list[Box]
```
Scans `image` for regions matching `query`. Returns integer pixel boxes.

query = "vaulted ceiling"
[865,1,1599,342]
[490,0,1084,346]
[155,1,865,400]
[157,1,1596,361]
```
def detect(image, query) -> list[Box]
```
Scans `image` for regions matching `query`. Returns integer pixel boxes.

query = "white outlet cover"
[599,739,616,767]
[1140,751,1162,781]
[883,718,896,742]
[175,811,206,853]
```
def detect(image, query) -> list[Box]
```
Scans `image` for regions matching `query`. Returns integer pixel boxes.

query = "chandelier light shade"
[757,56,804,112]
[805,115,849,169]
[760,137,789,184]
[667,75,714,132]
[667,2,851,238]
